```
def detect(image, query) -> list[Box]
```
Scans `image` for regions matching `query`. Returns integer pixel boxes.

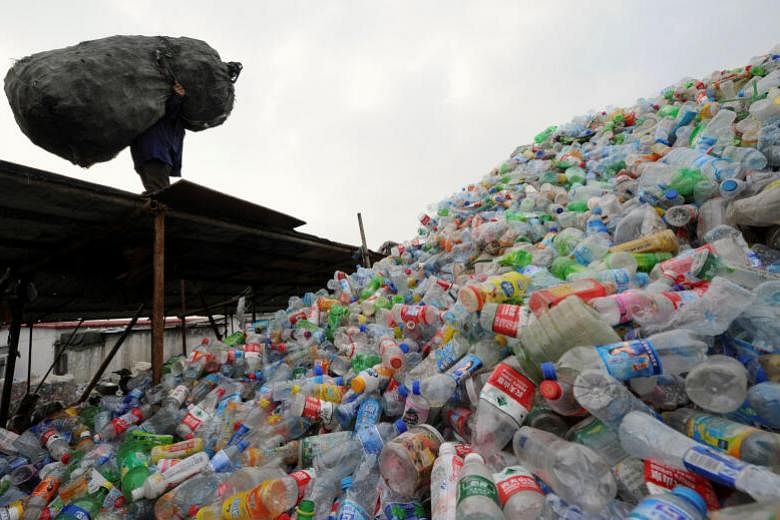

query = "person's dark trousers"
[138,159,172,193]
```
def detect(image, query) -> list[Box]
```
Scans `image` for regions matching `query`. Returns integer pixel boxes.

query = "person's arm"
[164,82,186,120]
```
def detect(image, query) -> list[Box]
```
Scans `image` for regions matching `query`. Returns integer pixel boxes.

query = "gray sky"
[1,1,779,249]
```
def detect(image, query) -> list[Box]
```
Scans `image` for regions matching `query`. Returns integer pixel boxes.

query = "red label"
[180,409,204,432]
[643,460,719,511]
[301,396,334,423]
[485,363,535,411]
[496,474,542,506]
[492,304,522,336]
[400,306,422,323]
[453,443,472,458]
[289,469,314,501]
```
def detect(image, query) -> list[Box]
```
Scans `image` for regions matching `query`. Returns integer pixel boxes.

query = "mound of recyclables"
[2,47,780,520]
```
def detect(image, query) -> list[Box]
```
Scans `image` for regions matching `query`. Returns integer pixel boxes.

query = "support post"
[77,304,144,404]
[180,280,187,357]
[0,288,23,428]
[152,204,166,384]
[199,293,223,341]
[25,322,33,395]
[357,212,371,268]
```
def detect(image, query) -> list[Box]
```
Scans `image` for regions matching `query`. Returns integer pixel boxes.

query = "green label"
[457,475,499,506]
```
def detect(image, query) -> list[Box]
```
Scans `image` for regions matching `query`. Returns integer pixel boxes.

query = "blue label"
[227,423,250,447]
[354,397,382,432]
[499,281,515,298]
[435,341,459,371]
[209,449,233,472]
[449,354,483,383]
[356,426,384,455]
[384,501,426,520]
[595,340,662,380]
[682,445,747,488]
[628,498,696,520]
[337,499,370,520]
[59,505,92,520]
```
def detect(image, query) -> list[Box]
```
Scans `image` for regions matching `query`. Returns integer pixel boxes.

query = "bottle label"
[168,385,189,406]
[163,452,209,483]
[40,429,63,450]
[435,341,460,371]
[627,498,696,520]
[289,468,315,501]
[222,491,249,519]
[445,407,473,439]
[492,466,542,507]
[357,426,385,455]
[456,475,500,506]
[58,505,91,520]
[643,460,719,511]
[301,396,334,424]
[491,304,523,337]
[402,397,430,427]
[156,458,180,472]
[682,445,748,488]
[180,405,209,433]
[391,426,443,490]
[337,499,370,520]
[479,362,535,428]
[400,305,422,323]
[687,415,757,458]
[448,354,483,384]
[595,340,663,380]
[354,397,382,432]
[0,502,22,520]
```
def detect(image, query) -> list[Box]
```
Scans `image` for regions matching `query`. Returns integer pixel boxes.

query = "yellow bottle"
[150,438,203,464]
[609,229,679,254]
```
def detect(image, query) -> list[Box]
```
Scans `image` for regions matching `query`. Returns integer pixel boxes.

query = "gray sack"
[4,35,242,167]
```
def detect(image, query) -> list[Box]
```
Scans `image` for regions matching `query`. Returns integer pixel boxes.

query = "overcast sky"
[1,1,779,249]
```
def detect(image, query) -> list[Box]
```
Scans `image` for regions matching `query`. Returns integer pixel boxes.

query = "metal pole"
[152,204,166,384]
[180,280,187,357]
[0,291,23,427]
[25,322,32,395]
[34,317,85,395]
[357,212,371,268]
[77,304,144,404]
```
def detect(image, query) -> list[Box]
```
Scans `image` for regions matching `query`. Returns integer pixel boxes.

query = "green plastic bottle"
[630,252,674,272]
[118,440,151,499]
[497,250,533,269]
[55,485,110,519]
[566,200,589,213]
[549,257,588,280]
[359,276,384,300]
[534,125,558,144]
[668,168,706,198]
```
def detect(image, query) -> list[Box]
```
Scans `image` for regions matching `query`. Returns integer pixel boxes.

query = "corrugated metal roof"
[0,159,381,322]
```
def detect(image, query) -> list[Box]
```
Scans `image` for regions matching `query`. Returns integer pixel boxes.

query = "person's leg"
[139,160,172,193]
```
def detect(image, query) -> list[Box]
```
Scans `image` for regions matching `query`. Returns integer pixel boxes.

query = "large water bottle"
[512,426,617,512]
[455,453,504,520]
[492,465,544,520]
[618,411,780,501]
[626,486,707,520]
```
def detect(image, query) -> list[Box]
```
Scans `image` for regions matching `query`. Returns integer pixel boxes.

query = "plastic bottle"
[472,357,535,454]
[527,278,615,316]
[23,464,65,520]
[663,407,780,467]
[457,271,531,312]
[218,474,300,520]
[39,428,72,464]
[492,465,544,520]
[512,426,617,513]
[747,382,780,429]
[478,303,527,338]
[618,411,780,501]
[430,442,462,520]
[572,369,658,431]
[626,486,707,520]
[379,424,445,496]
[685,355,749,413]
[541,329,707,383]
[336,453,382,520]
[454,453,503,520]
[94,404,152,442]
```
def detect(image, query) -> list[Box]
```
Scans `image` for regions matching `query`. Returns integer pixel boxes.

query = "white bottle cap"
[464,453,484,464]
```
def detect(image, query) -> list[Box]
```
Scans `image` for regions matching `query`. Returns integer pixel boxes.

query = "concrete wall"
[0,322,229,385]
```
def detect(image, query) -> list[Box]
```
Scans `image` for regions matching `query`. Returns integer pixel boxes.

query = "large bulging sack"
[4,35,241,167]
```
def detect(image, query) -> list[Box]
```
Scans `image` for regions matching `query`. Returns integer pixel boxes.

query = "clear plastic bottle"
[492,465,544,520]
[430,442,461,520]
[685,355,749,413]
[336,453,382,520]
[455,453,503,520]
[618,411,780,502]
[663,407,780,467]
[747,382,780,429]
[512,426,617,513]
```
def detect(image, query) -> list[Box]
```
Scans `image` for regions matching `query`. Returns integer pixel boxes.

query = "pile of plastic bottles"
[2,45,780,520]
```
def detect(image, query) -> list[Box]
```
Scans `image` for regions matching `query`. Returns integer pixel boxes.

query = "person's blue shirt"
[130,95,185,177]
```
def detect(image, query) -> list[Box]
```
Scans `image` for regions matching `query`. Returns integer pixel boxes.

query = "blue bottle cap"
[591,207,603,215]
[399,343,410,354]
[664,189,679,200]
[394,419,408,434]
[633,272,650,287]
[359,324,367,333]
[721,179,738,192]
[313,365,323,376]
[672,486,707,517]
[541,362,557,380]
[334,376,344,386]
[412,380,422,395]
[397,384,409,398]
[341,476,353,490]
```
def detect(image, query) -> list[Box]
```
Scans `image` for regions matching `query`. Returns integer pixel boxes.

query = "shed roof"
[0,159,380,322]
